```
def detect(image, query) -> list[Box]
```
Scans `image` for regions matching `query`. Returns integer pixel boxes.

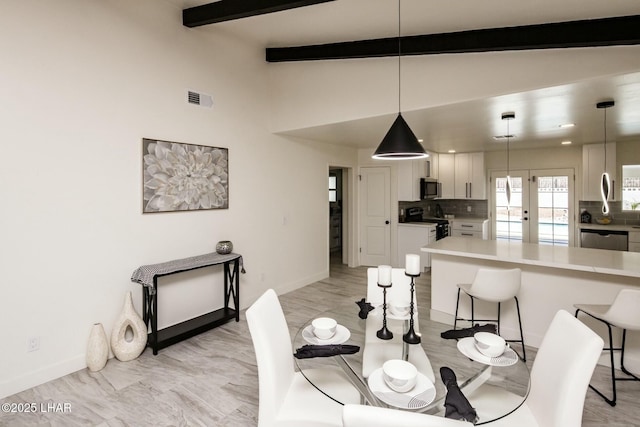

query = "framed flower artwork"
[142,138,228,213]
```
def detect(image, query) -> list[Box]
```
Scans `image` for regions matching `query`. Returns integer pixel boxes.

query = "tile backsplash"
[578,201,640,226]
[399,199,488,220]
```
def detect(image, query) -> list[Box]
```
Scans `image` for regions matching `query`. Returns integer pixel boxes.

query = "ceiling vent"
[187,90,213,108]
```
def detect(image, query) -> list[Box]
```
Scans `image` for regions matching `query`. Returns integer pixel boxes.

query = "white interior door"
[359,167,391,266]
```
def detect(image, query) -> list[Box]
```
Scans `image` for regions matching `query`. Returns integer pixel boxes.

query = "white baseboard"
[0,354,88,400]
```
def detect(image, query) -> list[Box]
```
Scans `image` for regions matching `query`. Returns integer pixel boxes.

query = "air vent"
[187,90,213,108]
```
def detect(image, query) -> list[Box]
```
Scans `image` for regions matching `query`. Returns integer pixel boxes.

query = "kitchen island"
[422,237,640,369]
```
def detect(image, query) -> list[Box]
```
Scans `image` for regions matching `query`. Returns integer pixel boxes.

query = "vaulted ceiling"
[165,0,640,153]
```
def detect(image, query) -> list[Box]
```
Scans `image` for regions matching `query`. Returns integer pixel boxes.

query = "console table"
[131,252,244,355]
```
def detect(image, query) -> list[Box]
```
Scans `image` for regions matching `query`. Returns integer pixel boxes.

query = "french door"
[491,169,574,246]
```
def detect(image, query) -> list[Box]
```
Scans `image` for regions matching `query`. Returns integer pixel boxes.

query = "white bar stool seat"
[454,268,526,361]
[574,288,640,406]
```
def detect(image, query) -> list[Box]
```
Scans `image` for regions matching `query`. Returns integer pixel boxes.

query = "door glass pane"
[537,175,568,246]
[495,177,523,242]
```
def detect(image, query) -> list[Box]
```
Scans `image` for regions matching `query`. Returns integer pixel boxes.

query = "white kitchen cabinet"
[438,154,455,199]
[397,154,438,201]
[397,224,436,271]
[582,142,616,201]
[454,152,486,199]
[450,219,489,239]
[629,231,640,252]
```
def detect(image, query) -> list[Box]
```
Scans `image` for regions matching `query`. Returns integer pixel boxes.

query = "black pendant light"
[597,100,615,216]
[372,0,427,160]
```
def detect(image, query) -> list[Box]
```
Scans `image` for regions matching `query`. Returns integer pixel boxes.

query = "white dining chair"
[454,267,526,360]
[574,288,640,406]
[461,310,604,427]
[246,289,361,427]
[342,404,473,426]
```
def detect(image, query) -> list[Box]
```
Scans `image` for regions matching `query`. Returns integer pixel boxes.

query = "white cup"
[474,332,508,358]
[382,359,418,393]
[312,317,337,340]
[389,300,411,317]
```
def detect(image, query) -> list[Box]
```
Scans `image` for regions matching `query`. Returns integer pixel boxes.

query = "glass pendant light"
[372,0,427,160]
[597,100,614,216]
[502,112,515,208]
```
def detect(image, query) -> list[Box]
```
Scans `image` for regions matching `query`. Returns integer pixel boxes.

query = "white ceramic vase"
[86,323,109,371]
[111,291,147,361]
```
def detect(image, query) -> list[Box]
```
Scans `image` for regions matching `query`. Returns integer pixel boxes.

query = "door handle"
[385,220,390,225]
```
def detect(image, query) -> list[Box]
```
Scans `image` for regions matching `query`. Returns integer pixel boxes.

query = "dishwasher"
[580,229,628,251]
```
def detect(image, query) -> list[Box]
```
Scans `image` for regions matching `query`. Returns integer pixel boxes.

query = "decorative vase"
[111,291,147,361]
[216,240,233,254]
[86,323,109,372]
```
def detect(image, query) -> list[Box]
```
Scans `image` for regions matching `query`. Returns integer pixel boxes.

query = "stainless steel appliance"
[405,207,449,240]
[580,229,628,251]
[420,178,441,200]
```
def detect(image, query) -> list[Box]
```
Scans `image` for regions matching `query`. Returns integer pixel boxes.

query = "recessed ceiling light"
[448,149,456,153]
[561,140,572,145]
[418,138,424,143]
[559,123,575,128]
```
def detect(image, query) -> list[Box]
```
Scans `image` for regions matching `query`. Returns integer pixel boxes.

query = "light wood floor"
[1,257,638,426]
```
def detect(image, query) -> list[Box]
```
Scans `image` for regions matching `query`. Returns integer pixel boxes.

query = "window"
[622,165,640,211]
[329,175,337,202]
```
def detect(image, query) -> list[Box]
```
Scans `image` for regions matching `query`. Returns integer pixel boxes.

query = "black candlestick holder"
[376,282,393,340]
[403,272,421,344]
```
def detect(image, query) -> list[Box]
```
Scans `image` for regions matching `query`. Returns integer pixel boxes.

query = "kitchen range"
[403,207,449,240]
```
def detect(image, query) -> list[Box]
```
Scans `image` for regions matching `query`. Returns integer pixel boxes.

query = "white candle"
[378,265,392,286]
[406,254,420,275]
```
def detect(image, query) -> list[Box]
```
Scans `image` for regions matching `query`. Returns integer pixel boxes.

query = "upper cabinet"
[438,154,455,199]
[582,142,616,201]
[454,152,486,199]
[397,153,438,201]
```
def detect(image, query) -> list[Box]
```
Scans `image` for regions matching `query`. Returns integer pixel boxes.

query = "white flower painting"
[142,139,228,213]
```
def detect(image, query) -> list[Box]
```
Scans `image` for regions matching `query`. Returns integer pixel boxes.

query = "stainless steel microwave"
[420,178,441,199]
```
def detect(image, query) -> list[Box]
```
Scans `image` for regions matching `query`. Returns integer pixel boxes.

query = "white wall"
[269,46,640,132]
[0,0,357,398]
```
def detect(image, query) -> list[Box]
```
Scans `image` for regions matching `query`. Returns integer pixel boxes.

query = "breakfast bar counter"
[421,237,640,370]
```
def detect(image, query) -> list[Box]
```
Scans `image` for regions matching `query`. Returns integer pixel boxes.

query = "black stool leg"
[454,288,462,330]
[514,296,526,362]
[575,308,617,406]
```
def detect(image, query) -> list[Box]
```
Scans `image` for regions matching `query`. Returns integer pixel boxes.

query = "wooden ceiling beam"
[266,15,640,62]
[183,0,335,27]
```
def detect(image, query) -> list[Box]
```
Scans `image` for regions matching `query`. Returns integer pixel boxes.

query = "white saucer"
[457,337,519,366]
[367,367,436,409]
[302,324,351,345]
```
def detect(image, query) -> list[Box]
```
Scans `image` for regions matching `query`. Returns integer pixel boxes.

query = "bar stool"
[574,288,640,406]
[454,268,526,361]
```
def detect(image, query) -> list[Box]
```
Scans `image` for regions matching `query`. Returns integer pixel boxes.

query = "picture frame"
[142,138,228,213]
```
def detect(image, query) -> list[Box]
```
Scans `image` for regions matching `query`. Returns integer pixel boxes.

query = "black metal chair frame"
[575,308,640,407]
[454,288,527,362]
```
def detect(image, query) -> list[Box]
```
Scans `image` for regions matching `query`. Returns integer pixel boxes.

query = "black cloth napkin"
[294,344,360,359]
[440,367,479,424]
[355,298,374,319]
[440,323,497,340]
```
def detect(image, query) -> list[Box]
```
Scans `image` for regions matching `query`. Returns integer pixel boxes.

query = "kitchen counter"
[422,236,640,278]
[422,237,640,365]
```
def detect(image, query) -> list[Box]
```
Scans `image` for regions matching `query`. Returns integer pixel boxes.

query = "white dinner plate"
[367,367,436,410]
[457,337,519,366]
[302,324,351,345]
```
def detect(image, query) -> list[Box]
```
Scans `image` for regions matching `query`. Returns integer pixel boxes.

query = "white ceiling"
[166,0,640,153]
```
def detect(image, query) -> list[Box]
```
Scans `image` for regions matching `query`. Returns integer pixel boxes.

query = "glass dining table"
[292,303,530,425]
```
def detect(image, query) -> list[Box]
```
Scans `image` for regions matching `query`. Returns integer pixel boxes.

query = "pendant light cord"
[603,107,607,169]
[507,119,510,177]
[397,0,402,114]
